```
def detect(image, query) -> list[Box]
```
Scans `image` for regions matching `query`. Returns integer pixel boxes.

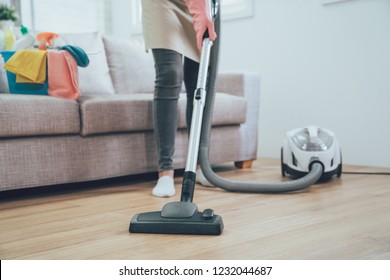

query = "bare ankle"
[159,169,174,179]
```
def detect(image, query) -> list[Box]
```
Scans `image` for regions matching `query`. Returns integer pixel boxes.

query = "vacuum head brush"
[129,202,223,235]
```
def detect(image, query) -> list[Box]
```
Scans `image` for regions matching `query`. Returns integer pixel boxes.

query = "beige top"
[141,0,200,62]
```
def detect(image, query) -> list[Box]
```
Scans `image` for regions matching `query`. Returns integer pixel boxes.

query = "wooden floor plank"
[1,159,389,260]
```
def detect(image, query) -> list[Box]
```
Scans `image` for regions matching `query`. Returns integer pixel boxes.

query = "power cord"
[342,171,390,176]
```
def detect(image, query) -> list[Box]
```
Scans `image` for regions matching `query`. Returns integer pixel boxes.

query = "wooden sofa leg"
[234,160,254,169]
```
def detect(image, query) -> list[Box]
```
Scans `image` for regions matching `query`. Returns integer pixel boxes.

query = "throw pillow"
[58,32,115,95]
[103,36,155,94]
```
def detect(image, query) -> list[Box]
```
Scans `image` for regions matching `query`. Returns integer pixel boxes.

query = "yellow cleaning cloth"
[4,50,47,84]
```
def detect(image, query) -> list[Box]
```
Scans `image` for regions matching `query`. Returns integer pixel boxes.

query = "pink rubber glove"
[185,0,217,50]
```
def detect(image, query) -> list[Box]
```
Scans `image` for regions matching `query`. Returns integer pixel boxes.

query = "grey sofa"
[0,32,260,192]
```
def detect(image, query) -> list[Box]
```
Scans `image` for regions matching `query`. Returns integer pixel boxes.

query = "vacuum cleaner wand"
[181,36,213,203]
[129,0,223,235]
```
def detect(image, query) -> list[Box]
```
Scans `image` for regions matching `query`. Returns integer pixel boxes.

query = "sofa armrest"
[216,72,261,162]
[216,72,261,98]
[216,72,260,127]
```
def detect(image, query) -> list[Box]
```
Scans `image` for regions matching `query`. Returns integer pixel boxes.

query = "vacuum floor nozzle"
[130,209,223,235]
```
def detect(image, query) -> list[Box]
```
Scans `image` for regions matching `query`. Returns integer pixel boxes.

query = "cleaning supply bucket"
[1,51,48,95]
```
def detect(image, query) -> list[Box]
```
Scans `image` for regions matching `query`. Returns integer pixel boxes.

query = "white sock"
[152,176,175,197]
[196,169,215,187]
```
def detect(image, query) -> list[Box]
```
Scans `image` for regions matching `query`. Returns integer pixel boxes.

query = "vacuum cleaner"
[281,126,342,181]
[129,0,223,235]
[129,0,342,235]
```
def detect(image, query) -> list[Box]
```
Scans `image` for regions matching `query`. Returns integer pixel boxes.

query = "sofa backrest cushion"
[103,36,155,94]
[57,32,115,96]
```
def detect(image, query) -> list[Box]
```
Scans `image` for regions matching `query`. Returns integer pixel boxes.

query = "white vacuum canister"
[281,126,342,181]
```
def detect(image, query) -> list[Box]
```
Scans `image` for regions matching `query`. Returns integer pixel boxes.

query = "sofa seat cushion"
[0,94,81,138]
[79,92,247,136]
[79,94,154,136]
[177,92,247,128]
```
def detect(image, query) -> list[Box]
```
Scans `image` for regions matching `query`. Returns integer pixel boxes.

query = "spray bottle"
[0,29,5,50]
[3,23,15,50]
[12,25,35,51]
[36,32,59,50]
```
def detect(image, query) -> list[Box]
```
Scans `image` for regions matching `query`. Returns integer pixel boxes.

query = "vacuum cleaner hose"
[198,0,324,193]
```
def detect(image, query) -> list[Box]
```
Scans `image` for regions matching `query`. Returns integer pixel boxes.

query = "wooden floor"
[1,158,390,260]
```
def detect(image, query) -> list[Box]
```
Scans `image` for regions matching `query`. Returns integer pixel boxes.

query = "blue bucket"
[1,51,48,95]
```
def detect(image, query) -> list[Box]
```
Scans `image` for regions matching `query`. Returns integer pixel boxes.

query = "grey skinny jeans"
[152,49,199,171]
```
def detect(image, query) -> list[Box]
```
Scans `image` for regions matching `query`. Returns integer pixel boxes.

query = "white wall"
[116,0,390,168]
[218,0,390,168]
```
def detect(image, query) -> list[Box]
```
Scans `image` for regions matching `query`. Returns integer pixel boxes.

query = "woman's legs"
[151,49,183,197]
[151,50,212,197]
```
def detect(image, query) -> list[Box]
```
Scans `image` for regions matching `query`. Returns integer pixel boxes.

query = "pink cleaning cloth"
[48,50,80,100]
